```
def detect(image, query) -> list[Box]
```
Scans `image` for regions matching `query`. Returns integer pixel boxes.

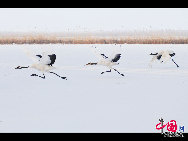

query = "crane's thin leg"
[101,69,111,74]
[31,73,45,79]
[113,68,124,76]
[49,72,67,80]
[172,59,179,68]
[15,66,29,69]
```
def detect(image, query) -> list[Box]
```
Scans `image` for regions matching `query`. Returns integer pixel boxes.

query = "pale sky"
[0,8,188,32]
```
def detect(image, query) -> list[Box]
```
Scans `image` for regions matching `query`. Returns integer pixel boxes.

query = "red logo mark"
[156,120,177,132]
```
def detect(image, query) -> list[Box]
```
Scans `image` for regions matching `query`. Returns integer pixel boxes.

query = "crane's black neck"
[15,66,29,69]
[150,53,158,55]
[86,63,97,65]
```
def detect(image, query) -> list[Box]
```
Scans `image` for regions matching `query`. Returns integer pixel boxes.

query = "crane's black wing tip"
[36,55,42,58]
[48,54,56,66]
[111,54,121,62]
[169,53,175,57]
[101,54,108,59]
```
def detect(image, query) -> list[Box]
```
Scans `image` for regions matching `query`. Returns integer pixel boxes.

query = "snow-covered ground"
[0,44,187,133]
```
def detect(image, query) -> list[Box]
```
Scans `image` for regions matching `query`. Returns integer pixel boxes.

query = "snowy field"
[0,44,187,133]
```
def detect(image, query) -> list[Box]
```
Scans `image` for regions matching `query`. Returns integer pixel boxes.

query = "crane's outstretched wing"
[22,48,41,63]
[90,46,108,60]
[36,53,56,66]
[21,47,57,66]
[111,54,121,62]
[90,45,122,62]
[108,44,123,62]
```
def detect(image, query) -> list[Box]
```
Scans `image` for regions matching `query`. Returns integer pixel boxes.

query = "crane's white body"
[30,63,55,73]
[97,58,119,68]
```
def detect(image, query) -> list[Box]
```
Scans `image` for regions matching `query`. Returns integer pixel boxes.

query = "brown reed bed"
[0,31,188,44]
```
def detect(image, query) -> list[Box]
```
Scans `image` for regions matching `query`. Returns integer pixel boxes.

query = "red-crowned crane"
[15,53,67,80]
[85,47,124,76]
[149,50,179,68]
